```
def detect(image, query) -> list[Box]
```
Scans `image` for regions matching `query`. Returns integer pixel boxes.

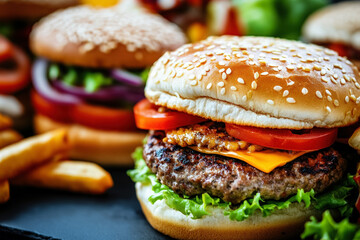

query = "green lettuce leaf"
[301,210,360,240]
[314,174,357,218]
[128,148,356,222]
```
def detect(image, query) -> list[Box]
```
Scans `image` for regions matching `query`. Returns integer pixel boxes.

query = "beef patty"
[144,131,347,204]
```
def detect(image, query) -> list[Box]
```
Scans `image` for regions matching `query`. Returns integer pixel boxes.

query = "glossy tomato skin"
[134,99,206,130]
[225,124,338,151]
[32,91,137,131]
[0,44,30,94]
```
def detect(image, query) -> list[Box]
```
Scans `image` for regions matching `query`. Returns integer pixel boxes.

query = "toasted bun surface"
[30,5,186,69]
[303,2,360,50]
[0,0,79,20]
[34,114,145,166]
[146,36,360,129]
[136,182,321,240]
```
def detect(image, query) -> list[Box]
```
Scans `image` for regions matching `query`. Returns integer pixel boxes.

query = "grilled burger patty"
[144,130,347,204]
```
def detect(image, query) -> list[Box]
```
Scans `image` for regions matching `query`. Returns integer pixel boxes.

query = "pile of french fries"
[0,114,113,204]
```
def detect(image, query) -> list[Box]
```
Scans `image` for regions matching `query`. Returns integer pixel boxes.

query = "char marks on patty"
[144,130,347,204]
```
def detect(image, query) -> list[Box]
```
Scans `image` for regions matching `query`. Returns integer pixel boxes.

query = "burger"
[128,36,360,239]
[302,1,360,69]
[0,35,31,132]
[29,5,186,165]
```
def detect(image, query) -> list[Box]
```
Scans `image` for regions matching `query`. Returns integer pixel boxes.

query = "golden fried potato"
[0,129,68,181]
[12,161,113,194]
[0,129,22,149]
[0,114,12,131]
[0,181,9,203]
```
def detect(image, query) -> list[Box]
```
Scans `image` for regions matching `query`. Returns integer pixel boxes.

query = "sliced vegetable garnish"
[0,36,12,62]
[32,91,138,131]
[134,99,206,130]
[225,124,337,151]
[32,58,82,106]
[0,43,30,94]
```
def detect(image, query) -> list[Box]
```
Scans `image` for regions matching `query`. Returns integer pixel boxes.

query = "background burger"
[30,5,187,165]
[302,1,360,69]
[129,36,360,239]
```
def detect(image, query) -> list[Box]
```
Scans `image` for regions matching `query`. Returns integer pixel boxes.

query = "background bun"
[146,36,360,129]
[34,114,145,165]
[30,5,187,68]
[303,1,360,50]
[136,182,322,240]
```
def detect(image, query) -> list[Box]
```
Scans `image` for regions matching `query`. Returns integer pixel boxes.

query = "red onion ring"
[52,80,145,103]
[32,58,82,106]
[110,69,144,87]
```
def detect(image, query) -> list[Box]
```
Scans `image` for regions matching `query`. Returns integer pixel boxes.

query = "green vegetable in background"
[301,211,360,240]
[232,0,328,39]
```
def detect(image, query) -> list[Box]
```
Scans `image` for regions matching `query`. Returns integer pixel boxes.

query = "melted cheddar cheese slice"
[189,147,309,173]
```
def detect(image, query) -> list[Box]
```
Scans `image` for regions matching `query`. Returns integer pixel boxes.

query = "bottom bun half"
[136,182,322,240]
[34,114,145,166]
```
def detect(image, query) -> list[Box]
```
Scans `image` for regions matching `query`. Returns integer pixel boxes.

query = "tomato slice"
[31,91,72,123]
[0,36,13,62]
[32,91,137,131]
[72,103,137,131]
[225,124,338,151]
[328,43,348,57]
[0,45,30,94]
[134,99,206,130]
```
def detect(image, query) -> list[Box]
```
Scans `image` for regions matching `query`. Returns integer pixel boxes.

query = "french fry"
[0,129,22,149]
[0,181,9,203]
[12,161,113,194]
[0,114,12,131]
[0,129,68,181]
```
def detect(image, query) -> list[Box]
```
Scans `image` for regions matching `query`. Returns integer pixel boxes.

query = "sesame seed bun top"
[145,36,360,129]
[30,5,187,69]
[303,1,360,50]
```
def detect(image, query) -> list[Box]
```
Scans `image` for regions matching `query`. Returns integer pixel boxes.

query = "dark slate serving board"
[0,168,172,240]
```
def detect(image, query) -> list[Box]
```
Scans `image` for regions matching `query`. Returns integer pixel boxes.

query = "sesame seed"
[313,64,321,71]
[283,90,289,97]
[325,90,331,96]
[251,81,257,89]
[231,86,237,91]
[254,72,259,80]
[331,77,338,84]
[326,106,331,113]
[275,74,283,78]
[286,65,295,70]
[204,66,211,72]
[274,86,282,91]
[200,70,207,76]
[316,91,323,99]
[197,74,203,81]
[320,69,326,76]
[267,100,274,105]
[287,80,294,86]
[286,97,296,103]
[302,88,308,95]
[222,72,227,80]
[242,95,247,101]
[261,72,269,76]
[220,88,226,95]
[344,75,350,82]
[334,64,342,69]
[333,74,338,79]
[327,96,332,102]
[218,82,225,87]
[356,83,360,89]
[303,67,311,72]
[219,68,225,73]
[259,59,267,65]
[346,96,350,103]
[350,95,357,102]
[206,83,212,89]
[226,68,232,75]
[190,80,197,86]
[334,100,339,107]
[189,74,195,80]
[357,97,360,104]
[237,78,245,84]
[340,79,346,85]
